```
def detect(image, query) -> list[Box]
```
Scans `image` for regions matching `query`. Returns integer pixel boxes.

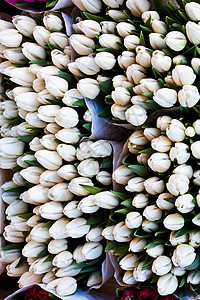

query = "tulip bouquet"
[103,110,200,297]
[67,0,200,128]
[0,10,116,298]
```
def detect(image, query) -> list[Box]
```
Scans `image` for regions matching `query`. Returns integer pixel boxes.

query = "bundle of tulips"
[68,0,200,127]
[0,11,118,297]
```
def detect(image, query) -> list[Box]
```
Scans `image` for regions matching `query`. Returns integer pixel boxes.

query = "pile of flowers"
[2,0,200,299]
[0,11,118,297]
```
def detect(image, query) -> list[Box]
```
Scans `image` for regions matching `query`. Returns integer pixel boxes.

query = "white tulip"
[120,254,138,271]
[191,57,200,74]
[78,195,99,213]
[22,42,46,61]
[51,49,70,69]
[175,194,195,214]
[22,241,46,258]
[64,218,90,238]
[82,242,103,260]
[96,171,112,186]
[26,215,41,228]
[170,231,189,247]
[153,88,177,108]
[3,47,25,64]
[169,142,190,164]
[167,173,190,196]
[55,107,79,129]
[156,193,174,211]
[126,0,150,17]
[143,205,162,221]
[157,273,178,296]
[112,87,131,106]
[126,177,145,192]
[157,115,172,131]
[123,271,137,285]
[113,165,134,185]
[18,272,43,288]
[116,22,136,38]
[166,119,185,142]
[48,239,68,254]
[189,230,200,248]
[0,249,21,264]
[186,21,200,44]
[46,122,61,134]
[125,212,143,229]
[86,228,103,242]
[148,152,171,173]
[30,223,50,243]
[40,134,58,151]
[48,277,77,296]
[102,0,124,7]
[63,88,83,107]
[124,35,140,50]
[75,20,101,38]
[37,66,60,79]
[185,2,200,21]
[73,245,87,263]
[142,221,158,233]
[149,33,167,50]
[151,135,172,152]
[164,213,185,230]
[113,222,132,242]
[144,177,164,195]
[94,52,116,70]
[0,29,22,47]
[185,126,195,137]
[20,167,44,185]
[77,158,99,178]
[99,34,121,50]
[151,50,172,72]
[40,170,63,187]
[100,21,116,34]
[70,34,95,55]
[33,25,50,47]
[10,67,36,87]
[133,261,152,282]
[26,112,46,128]
[55,262,80,277]
[94,191,119,209]
[126,64,146,84]
[132,193,148,208]
[77,78,100,99]
[113,74,131,88]
[172,244,196,267]
[191,141,200,158]
[49,218,70,239]
[172,65,196,86]
[102,226,115,241]
[165,31,187,51]
[56,144,77,161]
[187,270,200,285]
[43,12,63,31]
[68,177,93,196]
[63,201,83,219]
[87,271,102,287]
[45,75,68,97]
[178,85,200,108]
[118,51,136,69]
[48,183,73,202]
[152,256,172,276]
[135,46,152,68]
[75,56,100,75]
[126,105,147,126]
[40,201,63,220]
[107,10,127,20]
[129,237,147,252]
[57,165,77,181]
[53,251,73,268]
[35,150,62,170]
[0,19,14,31]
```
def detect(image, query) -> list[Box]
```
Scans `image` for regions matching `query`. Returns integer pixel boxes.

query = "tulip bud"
[35,150,62,171]
[63,201,83,219]
[172,65,196,86]
[62,89,83,107]
[57,144,77,162]
[108,10,127,20]
[77,158,100,177]
[167,173,189,196]
[0,19,14,31]
[172,244,196,268]
[55,107,79,129]
[102,225,114,241]
[133,261,152,282]
[10,67,36,87]
[48,183,74,202]
[82,242,103,260]
[26,215,41,228]
[0,249,21,264]
[6,199,28,218]
[53,251,73,268]
[45,75,68,98]
[37,66,60,79]
[55,262,80,277]
[113,221,132,242]
[94,52,116,70]
[3,225,26,243]
[148,153,171,173]
[166,119,185,142]
[116,22,136,38]
[3,48,25,64]
[78,195,99,213]
[68,177,93,196]
[22,42,46,61]
[191,141,200,159]
[151,136,171,153]
[40,201,63,220]
[156,193,174,211]
[48,239,68,254]
[178,84,200,108]
[129,237,147,253]
[70,34,95,55]
[126,64,146,85]
[113,165,134,185]
[153,88,177,108]
[43,12,63,31]
[20,167,44,185]
[40,170,63,187]
[135,46,152,68]
[164,213,184,230]
[157,273,178,296]
[124,35,140,50]
[94,191,119,209]
[29,256,53,275]
[149,33,167,50]
[18,272,43,288]
[49,218,70,239]
[142,220,158,233]
[33,25,50,47]
[77,78,100,99]
[132,193,148,208]
[118,51,135,69]
[187,270,200,285]
[126,177,145,192]
[64,218,90,238]
[146,244,164,258]
[119,253,138,271]
[125,212,143,229]
[175,194,195,214]
[126,105,148,126]
[57,165,77,181]
[143,205,162,222]
[189,230,200,248]
[151,50,172,73]
[126,0,150,17]
[100,21,116,34]
[99,34,121,50]
[47,276,77,296]
[90,140,112,158]
[40,134,58,151]
[96,171,112,186]
[0,29,22,48]
[165,31,187,52]
[46,122,61,134]
[75,56,100,76]
[144,177,164,195]
[30,223,51,243]
[123,271,137,285]
[186,21,200,45]
[22,241,46,258]
[152,256,172,276]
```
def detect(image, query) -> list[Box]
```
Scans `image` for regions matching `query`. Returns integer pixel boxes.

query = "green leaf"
[115,243,129,255]
[155,230,168,236]
[186,252,200,270]
[179,275,186,288]
[96,47,117,55]
[152,67,164,80]
[99,79,113,94]
[139,148,154,155]
[121,199,133,209]
[19,213,33,220]
[83,12,105,22]
[164,197,176,204]
[134,227,153,238]
[155,0,178,20]
[151,274,159,284]
[168,1,179,12]
[145,15,151,27]
[123,10,133,19]
[30,60,51,67]
[45,98,64,106]
[42,221,54,228]
[5,187,26,194]
[115,208,130,214]
[100,157,112,169]
[111,191,129,200]
[178,10,190,21]
[9,117,23,126]
[128,165,151,177]
[140,31,146,46]
[75,257,102,269]
[146,100,161,110]
[80,185,105,195]
[105,241,119,252]
[86,211,105,225]
[37,249,48,258]
[16,2,31,6]
[98,107,112,118]
[140,25,152,33]
[16,256,26,268]
[83,123,91,131]
[72,99,86,108]
[142,255,154,270]
[144,239,164,249]
[2,244,23,251]
[80,266,100,273]
[47,43,62,51]
[46,0,57,7]
[43,255,54,263]
[23,160,41,167]
[18,135,35,143]
[175,226,190,238]
[58,71,77,88]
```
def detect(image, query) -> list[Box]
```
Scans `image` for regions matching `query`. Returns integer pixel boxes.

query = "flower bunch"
[114,287,178,300]
[68,0,200,126]
[11,285,58,300]
[0,11,116,297]
[105,111,200,296]
[4,0,59,10]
